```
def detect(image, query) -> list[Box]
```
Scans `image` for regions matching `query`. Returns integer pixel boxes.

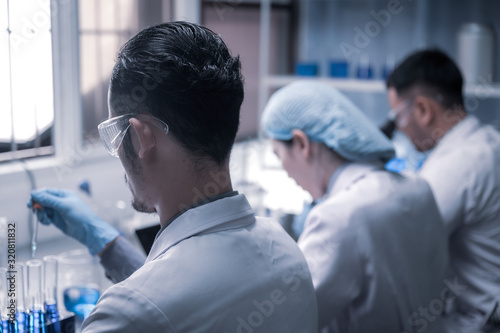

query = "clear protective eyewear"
[98,113,169,157]
[387,99,413,128]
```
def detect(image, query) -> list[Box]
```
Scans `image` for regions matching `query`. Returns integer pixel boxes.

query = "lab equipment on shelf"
[330,60,348,78]
[383,54,396,79]
[357,54,373,79]
[458,23,496,85]
[295,62,319,76]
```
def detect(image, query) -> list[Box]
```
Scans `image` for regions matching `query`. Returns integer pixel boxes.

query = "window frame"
[0,0,112,178]
[51,0,83,160]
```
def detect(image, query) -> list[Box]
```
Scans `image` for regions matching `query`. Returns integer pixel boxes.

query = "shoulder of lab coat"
[299,163,448,332]
[82,194,318,333]
[419,115,500,234]
[419,115,500,327]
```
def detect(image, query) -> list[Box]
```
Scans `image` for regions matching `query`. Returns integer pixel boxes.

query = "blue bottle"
[357,54,373,79]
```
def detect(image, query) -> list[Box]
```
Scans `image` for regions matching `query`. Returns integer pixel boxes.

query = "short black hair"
[109,21,244,165]
[386,49,464,109]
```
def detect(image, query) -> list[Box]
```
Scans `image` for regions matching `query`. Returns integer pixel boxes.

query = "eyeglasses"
[97,113,169,157]
[388,99,413,128]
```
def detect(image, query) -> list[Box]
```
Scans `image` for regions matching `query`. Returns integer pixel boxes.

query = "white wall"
[0,145,137,254]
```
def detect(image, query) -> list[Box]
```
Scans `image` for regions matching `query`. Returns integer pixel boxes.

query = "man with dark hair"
[386,48,500,332]
[30,22,318,332]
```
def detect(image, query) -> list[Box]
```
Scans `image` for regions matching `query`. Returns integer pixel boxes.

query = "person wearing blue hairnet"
[261,81,449,333]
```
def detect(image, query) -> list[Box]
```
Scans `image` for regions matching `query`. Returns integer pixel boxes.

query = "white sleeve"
[100,236,146,283]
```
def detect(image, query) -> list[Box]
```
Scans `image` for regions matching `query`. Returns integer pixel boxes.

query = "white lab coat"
[299,162,448,333]
[418,115,500,332]
[82,194,318,332]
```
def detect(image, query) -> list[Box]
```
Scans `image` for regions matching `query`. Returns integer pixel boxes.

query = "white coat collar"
[327,162,382,198]
[426,115,481,160]
[145,194,255,264]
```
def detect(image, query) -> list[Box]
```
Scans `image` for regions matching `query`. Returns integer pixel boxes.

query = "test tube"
[31,203,43,259]
[1,267,8,331]
[43,256,60,332]
[0,218,8,267]
[26,260,42,312]
[14,264,27,333]
[0,266,16,333]
[26,260,45,333]
[43,257,57,309]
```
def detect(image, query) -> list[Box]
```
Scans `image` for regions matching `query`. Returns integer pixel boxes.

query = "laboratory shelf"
[263,75,500,98]
[464,83,500,98]
[263,75,386,93]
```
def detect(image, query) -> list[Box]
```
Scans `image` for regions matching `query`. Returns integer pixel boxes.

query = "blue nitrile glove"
[28,188,120,256]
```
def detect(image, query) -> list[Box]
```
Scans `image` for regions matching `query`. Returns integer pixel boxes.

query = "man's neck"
[156,168,233,227]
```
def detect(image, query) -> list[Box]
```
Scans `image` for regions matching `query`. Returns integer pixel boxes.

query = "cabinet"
[258,0,500,128]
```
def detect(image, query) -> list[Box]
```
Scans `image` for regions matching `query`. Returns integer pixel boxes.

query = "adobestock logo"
[233,291,287,333]
[401,277,467,333]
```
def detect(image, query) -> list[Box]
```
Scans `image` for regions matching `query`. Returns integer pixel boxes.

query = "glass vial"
[26,260,45,333]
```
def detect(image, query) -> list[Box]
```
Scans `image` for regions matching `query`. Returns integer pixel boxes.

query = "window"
[79,0,169,140]
[0,0,54,161]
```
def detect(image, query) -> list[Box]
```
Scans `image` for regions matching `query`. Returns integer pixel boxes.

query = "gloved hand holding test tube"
[28,189,120,256]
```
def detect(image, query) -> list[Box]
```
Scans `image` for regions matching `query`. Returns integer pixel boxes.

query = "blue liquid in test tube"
[26,260,45,333]
[44,303,60,333]
[1,320,15,333]
[28,310,45,333]
[15,311,28,333]
[43,256,60,333]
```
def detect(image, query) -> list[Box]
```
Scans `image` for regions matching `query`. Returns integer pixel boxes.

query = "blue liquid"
[28,310,46,333]
[16,311,28,333]
[1,319,15,333]
[63,287,100,320]
[44,303,59,324]
[44,303,60,333]
[1,312,30,333]
[356,65,373,79]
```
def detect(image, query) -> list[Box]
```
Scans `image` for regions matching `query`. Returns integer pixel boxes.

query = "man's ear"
[291,129,311,159]
[129,118,156,159]
[413,95,436,127]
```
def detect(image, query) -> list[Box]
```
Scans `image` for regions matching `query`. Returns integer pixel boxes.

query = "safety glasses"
[98,113,169,157]
[388,99,413,128]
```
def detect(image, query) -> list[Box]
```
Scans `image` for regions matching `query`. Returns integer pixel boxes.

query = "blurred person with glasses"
[29,21,318,333]
[386,49,500,332]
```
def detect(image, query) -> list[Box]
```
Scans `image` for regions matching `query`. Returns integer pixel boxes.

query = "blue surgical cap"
[261,81,395,162]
